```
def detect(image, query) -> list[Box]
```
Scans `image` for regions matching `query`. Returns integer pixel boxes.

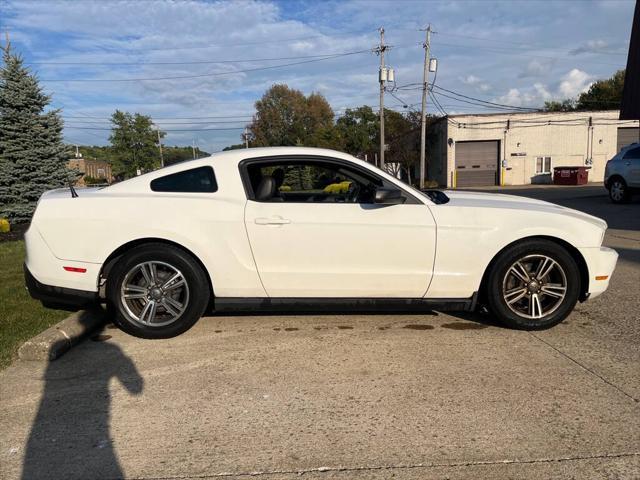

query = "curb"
[18,308,108,361]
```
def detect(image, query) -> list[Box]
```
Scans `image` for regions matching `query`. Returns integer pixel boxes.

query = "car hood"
[442,190,608,230]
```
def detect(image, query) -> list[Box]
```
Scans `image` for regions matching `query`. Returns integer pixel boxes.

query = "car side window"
[622,146,640,160]
[246,160,382,203]
[150,166,217,193]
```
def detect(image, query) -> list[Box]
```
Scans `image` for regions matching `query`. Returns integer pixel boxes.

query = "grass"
[0,240,68,368]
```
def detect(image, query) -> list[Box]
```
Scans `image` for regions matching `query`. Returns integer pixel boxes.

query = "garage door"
[617,127,639,151]
[455,140,499,187]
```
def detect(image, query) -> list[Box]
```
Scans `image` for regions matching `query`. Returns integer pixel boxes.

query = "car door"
[623,146,640,187]
[242,157,436,298]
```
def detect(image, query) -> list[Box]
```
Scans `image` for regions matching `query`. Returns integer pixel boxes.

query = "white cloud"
[557,69,593,97]
[533,83,552,100]
[495,70,591,108]
[460,75,491,93]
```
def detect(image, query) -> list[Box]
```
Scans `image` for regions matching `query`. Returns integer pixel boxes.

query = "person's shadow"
[22,311,143,480]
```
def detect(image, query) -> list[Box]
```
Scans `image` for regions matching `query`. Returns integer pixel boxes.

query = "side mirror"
[374,187,406,205]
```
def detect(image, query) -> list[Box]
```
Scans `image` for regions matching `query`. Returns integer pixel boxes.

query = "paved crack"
[123,452,640,479]
[607,233,640,243]
[529,331,639,403]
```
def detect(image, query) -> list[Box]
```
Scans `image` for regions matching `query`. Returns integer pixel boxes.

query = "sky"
[0,0,634,152]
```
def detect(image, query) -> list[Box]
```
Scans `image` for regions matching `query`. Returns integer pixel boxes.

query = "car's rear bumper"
[24,264,98,310]
[578,246,618,300]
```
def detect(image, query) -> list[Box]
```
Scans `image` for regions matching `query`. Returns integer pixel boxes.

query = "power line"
[431,90,535,112]
[65,126,244,132]
[432,41,625,67]
[28,51,373,66]
[78,28,377,53]
[41,50,372,82]
[435,31,629,56]
[432,85,541,111]
[64,119,250,125]
[61,114,253,120]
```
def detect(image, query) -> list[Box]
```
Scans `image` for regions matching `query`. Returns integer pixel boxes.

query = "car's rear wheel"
[485,240,580,330]
[608,177,630,204]
[107,243,210,338]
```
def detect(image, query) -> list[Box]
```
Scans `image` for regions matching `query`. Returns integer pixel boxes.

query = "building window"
[536,156,552,174]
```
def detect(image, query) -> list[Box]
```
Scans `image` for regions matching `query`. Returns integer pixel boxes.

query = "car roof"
[621,142,639,150]
[104,147,366,193]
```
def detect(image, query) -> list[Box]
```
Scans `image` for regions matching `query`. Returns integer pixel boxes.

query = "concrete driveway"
[1,185,639,479]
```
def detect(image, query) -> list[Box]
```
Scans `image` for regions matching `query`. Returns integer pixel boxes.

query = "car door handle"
[255,216,291,225]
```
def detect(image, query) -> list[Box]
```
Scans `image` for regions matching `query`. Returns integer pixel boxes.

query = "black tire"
[107,243,210,338]
[485,239,580,330]
[608,177,631,204]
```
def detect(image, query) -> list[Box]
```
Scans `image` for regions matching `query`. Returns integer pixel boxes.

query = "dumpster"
[553,166,590,185]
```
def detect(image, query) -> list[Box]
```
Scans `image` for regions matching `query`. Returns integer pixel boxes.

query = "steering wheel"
[345,182,360,203]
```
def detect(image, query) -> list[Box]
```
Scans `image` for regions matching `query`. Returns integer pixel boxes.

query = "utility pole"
[419,24,432,190]
[377,27,387,170]
[243,126,249,148]
[157,128,164,167]
[192,139,196,160]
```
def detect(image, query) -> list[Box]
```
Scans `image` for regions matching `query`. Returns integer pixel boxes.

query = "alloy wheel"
[610,181,624,202]
[120,261,190,327]
[502,254,567,320]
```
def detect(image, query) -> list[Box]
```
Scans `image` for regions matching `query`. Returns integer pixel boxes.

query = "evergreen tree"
[0,43,71,223]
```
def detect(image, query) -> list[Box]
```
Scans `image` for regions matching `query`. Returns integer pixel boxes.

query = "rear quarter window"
[150,166,217,193]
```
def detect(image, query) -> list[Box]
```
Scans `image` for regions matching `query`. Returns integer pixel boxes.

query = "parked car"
[604,143,640,203]
[24,147,618,338]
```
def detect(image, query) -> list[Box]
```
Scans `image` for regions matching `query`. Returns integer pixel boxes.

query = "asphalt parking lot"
[1,185,638,480]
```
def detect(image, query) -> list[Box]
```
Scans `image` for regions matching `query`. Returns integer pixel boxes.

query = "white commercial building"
[428,110,639,187]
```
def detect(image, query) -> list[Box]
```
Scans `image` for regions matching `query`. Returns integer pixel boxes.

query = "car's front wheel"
[608,177,630,204]
[485,240,580,330]
[107,243,210,338]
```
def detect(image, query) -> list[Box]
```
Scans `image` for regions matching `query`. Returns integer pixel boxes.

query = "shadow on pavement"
[612,247,640,265]
[22,314,143,480]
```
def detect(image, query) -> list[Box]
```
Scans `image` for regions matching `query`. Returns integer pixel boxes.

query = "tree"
[162,146,209,166]
[544,69,625,112]
[575,69,625,110]
[385,109,421,184]
[0,43,72,223]
[543,99,577,112]
[334,106,378,159]
[222,143,246,151]
[250,84,334,147]
[108,111,165,178]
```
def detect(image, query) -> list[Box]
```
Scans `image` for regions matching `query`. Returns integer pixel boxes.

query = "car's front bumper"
[24,264,98,310]
[578,246,618,300]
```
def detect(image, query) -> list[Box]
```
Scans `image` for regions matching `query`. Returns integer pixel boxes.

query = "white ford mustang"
[25,147,618,338]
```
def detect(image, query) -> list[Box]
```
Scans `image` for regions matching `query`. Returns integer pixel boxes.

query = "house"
[428,110,639,188]
[68,158,113,186]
